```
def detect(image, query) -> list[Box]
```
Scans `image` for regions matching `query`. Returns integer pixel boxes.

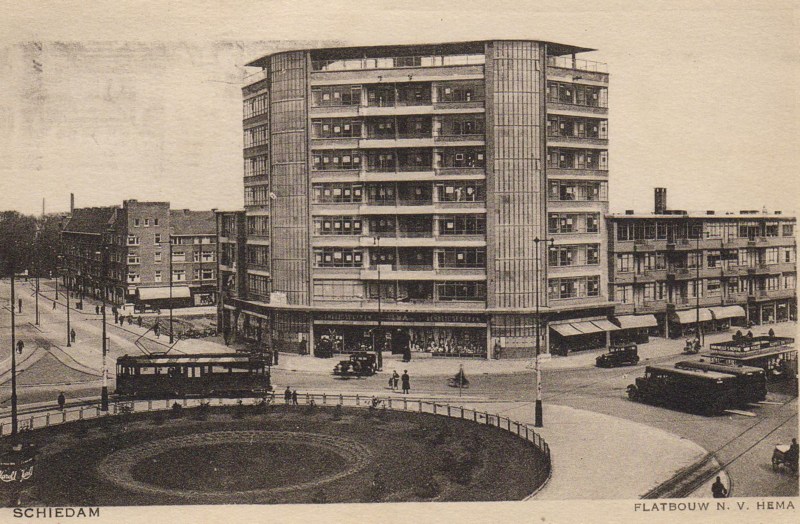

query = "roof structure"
[170,209,215,236]
[62,206,118,234]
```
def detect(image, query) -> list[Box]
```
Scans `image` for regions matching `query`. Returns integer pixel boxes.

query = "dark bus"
[627,365,739,415]
[116,353,271,398]
[674,360,767,405]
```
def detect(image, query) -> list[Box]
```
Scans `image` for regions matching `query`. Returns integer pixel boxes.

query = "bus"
[116,353,271,398]
[627,365,739,415]
[674,360,767,405]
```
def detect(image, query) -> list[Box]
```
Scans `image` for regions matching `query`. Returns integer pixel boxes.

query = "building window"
[312,280,365,301]
[127,254,140,265]
[172,269,186,282]
[154,251,162,263]
[313,183,364,203]
[314,216,363,236]
[312,150,362,171]
[202,269,214,280]
[436,83,485,103]
[548,276,601,300]
[154,233,161,244]
[172,251,186,262]
[782,224,794,237]
[144,218,150,227]
[154,218,159,226]
[311,119,363,139]
[547,180,607,201]
[436,282,486,301]
[127,235,139,246]
[314,248,363,268]
[436,248,486,268]
[154,270,162,283]
[134,218,140,227]
[311,85,362,108]
[616,254,633,273]
[246,274,271,298]
[436,182,485,202]
[243,93,269,118]
[127,272,139,283]
[246,215,269,236]
[439,215,486,235]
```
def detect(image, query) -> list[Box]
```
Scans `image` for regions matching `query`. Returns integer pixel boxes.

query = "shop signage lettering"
[318,312,484,324]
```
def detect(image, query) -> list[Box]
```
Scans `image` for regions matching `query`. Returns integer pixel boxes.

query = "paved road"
[1,278,797,497]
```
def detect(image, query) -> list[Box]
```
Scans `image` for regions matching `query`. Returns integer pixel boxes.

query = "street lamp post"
[9,270,19,438]
[533,237,554,428]
[169,237,174,345]
[374,235,383,371]
[64,261,71,347]
[34,228,40,326]
[694,229,705,347]
[98,247,109,411]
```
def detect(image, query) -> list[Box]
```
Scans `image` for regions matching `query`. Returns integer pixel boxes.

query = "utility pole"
[695,229,702,347]
[10,270,19,437]
[34,227,40,326]
[99,247,109,411]
[374,235,383,371]
[65,262,71,347]
[169,236,174,344]
[533,237,554,428]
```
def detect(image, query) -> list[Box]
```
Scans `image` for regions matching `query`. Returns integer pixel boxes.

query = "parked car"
[596,343,640,368]
[333,352,377,378]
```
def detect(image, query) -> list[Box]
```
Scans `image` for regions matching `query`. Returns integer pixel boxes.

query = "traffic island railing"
[0,393,552,497]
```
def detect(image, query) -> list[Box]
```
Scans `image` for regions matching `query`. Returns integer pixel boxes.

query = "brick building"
[61,200,217,309]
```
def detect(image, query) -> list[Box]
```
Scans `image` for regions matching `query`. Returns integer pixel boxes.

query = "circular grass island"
[5,404,549,505]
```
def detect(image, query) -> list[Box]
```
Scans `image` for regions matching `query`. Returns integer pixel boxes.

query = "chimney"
[70,193,74,214]
[654,188,667,214]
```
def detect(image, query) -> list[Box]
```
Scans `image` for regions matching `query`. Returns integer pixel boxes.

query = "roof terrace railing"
[546,56,608,74]
[312,54,486,72]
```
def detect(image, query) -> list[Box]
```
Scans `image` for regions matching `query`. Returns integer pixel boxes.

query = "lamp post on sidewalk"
[9,269,19,437]
[169,234,174,345]
[96,247,109,411]
[34,226,40,326]
[533,236,554,428]
[373,235,383,372]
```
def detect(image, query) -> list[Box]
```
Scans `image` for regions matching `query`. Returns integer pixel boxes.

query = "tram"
[674,360,767,405]
[706,336,796,380]
[115,353,271,398]
[627,365,740,415]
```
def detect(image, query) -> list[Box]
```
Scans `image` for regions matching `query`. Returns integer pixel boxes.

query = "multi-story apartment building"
[607,189,797,340]
[61,200,217,309]
[219,39,613,358]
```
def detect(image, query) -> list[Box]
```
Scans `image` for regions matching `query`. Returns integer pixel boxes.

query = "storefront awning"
[137,286,191,300]
[550,323,584,337]
[708,305,746,320]
[672,308,713,324]
[614,314,659,329]
[590,319,621,332]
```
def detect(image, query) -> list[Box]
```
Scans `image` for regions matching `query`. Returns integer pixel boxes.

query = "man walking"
[57,392,66,411]
[292,389,299,406]
[711,476,728,498]
[52,300,56,310]
[401,370,410,395]
[16,340,24,355]
[95,305,100,315]
[70,328,76,343]
[284,386,292,405]
[113,306,118,324]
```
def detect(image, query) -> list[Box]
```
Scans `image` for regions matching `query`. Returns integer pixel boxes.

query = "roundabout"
[9,404,549,505]
[99,430,372,499]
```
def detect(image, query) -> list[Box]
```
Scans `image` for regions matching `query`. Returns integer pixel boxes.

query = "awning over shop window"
[708,305,746,320]
[614,314,659,330]
[672,308,713,324]
[590,319,621,332]
[551,320,621,337]
[137,286,192,300]
[550,323,583,337]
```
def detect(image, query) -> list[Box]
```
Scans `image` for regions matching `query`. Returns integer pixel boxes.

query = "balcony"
[546,136,608,148]
[311,54,486,73]
[546,56,608,74]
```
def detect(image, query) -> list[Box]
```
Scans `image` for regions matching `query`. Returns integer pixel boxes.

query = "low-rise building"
[607,189,796,342]
[61,199,217,309]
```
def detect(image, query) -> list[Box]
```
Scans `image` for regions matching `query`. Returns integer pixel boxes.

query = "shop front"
[707,305,746,331]
[135,286,193,312]
[668,308,715,338]
[611,314,658,344]
[549,319,619,356]
[313,311,487,359]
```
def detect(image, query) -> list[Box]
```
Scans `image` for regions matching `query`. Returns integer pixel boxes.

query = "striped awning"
[551,320,619,337]
[672,308,713,324]
[614,314,659,329]
[708,305,746,320]
[137,286,191,300]
[550,323,583,337]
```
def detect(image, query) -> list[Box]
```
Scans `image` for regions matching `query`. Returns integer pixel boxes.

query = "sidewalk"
[267,319,798,376]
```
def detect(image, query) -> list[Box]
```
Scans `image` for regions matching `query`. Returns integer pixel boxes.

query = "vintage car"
[333,352,378,378]
[595,343,640,368]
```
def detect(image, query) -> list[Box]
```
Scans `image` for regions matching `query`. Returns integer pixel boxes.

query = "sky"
[0,0,798,216]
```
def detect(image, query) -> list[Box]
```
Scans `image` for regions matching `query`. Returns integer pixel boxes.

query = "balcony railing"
[546,56,608,73]
[367,264,434,271]
[312,54,485,72]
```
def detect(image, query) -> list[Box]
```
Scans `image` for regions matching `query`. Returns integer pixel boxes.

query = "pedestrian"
[127,315,132,325]
[52,300,57,310]
[711,476,728,498]
[392,370,399,391]
[292,389,298,405]
[274,350,279,366]
[284,386,292,404]
[70,328,76,343]
[18,298,22,313]
[113,308,118,324]
[401,370,410,394]
[137,316,142,327]
[101,305,105,315]
[16,340,24,355]
[95,305,100,315]
[57,392,66,411]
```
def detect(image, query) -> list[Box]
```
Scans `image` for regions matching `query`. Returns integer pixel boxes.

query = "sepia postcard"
[0,1,798,523]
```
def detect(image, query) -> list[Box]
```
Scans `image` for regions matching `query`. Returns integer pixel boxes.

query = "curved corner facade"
[220,40,613,358]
